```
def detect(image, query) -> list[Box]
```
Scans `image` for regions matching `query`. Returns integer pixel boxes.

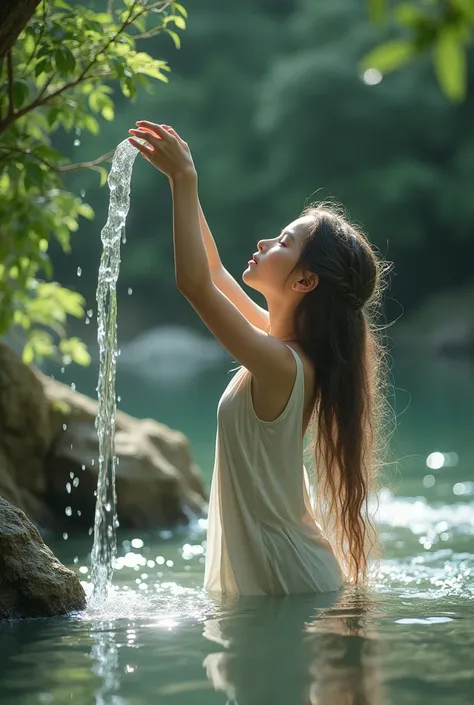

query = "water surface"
[1,352,473,705]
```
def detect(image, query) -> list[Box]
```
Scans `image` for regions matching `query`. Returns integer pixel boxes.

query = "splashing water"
[90,138,142,604]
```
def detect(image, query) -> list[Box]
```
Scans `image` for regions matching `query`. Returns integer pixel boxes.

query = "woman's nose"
[257,240,265,252]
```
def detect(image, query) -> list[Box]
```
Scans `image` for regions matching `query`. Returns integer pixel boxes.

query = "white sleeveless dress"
[204,344,346,596]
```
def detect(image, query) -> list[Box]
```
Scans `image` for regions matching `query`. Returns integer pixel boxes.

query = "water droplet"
[117,395,121,403]
[63,532,68,540]
[74,139,81,147]
[81,464,86,471]
[71,382,76,391]
[80,189,86,198]
[127,287,133,295]
[65,506,72,516]
[73,477,80,488]
[77,510,82,517]
[73,556,79,564]
[62,423,67,431]
[66,482,71,494]
[60,367,65,374]
[87,309,93,317]
[69,471,74,479]
[77,267,82,277]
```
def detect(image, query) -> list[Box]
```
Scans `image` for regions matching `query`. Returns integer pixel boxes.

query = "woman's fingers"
[129,128,163,149]
[136,120,184,144]
[127,136,154,157]
[135,120,161,132]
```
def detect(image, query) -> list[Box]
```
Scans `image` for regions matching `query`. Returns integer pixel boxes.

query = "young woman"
[128,122,391,595]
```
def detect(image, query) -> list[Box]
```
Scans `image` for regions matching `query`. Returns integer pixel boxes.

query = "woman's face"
[242,215,314,296]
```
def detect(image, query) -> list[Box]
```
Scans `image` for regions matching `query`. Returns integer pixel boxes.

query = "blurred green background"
[41,0,474,352]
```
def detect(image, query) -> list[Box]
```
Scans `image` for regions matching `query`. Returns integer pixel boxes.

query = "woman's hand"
[128,122,196,181]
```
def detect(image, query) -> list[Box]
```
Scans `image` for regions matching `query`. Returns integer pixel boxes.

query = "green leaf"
[102,105,114,120]
[35,58,51,77]
[393,3,424,28]
[451,0,474,23]
[24,162,45,190]
[172,2,188,19]
[98,166,108,187]
[367,0,388,24]
[171,15,186,30]
[13,80,30,109]
[434,30,467,102]
[167,29,181,50]
[59,337,91,366]
[23,341,35,365]
[55,0,73,10]
[82,114,100,135]
[77,202,94,219]
[54,46,76,76]
[361,40,414,73]
[47,107,61,127]
[94,12,115,24]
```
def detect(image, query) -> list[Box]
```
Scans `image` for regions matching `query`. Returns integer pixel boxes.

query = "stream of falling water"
[90,138,141,604]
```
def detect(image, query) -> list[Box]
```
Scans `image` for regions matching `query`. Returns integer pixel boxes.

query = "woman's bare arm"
[198,201,270,332]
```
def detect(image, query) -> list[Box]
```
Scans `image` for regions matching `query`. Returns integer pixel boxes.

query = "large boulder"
[40,372,207,530]
[0,342,53,497]
[0,340,208,533]
[0,497,86,619]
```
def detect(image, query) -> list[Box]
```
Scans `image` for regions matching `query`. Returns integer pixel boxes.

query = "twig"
[58,149,115,172]
[0,58,3,121]
[0,146,115,172]
[7,51,13,118]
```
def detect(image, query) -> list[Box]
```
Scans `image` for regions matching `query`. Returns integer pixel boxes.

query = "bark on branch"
[0,0,41,63]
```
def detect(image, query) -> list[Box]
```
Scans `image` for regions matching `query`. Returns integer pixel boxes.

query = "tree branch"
[0,0,41,63]
[0,146,115,172]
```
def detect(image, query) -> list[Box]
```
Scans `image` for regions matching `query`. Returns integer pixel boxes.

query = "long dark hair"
[287,201,393,585]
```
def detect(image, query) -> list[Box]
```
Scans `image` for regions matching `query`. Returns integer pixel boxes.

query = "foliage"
[0,0,186,365]
[365,0,474,101]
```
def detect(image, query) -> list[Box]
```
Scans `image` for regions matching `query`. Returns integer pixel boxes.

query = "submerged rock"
[0,497,86,619]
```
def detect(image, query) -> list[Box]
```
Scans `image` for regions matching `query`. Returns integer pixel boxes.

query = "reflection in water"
[203,588,386,705]
[90,620,128,705]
